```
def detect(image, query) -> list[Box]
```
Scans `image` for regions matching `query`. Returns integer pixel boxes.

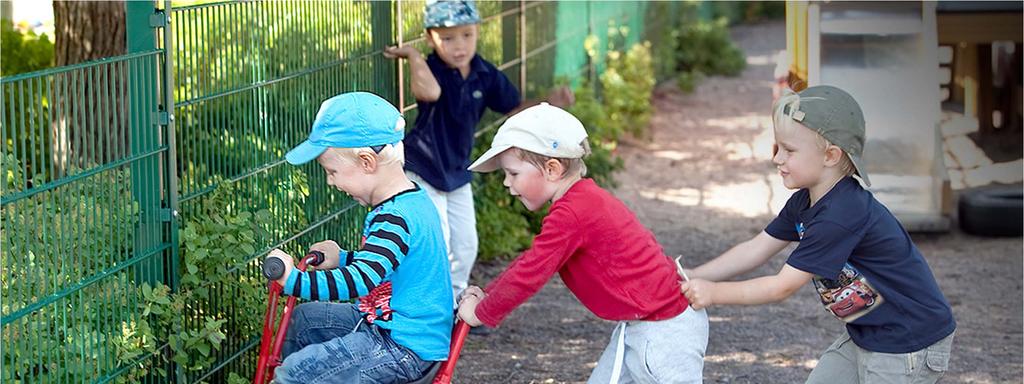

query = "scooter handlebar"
[262,250,326,280]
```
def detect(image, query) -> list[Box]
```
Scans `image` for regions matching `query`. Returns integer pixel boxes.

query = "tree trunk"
[51,1,127,172]
[54,1,125,66]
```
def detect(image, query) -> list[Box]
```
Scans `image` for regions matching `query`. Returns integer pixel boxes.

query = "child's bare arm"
[682,264,812,309]
[383,45,441,102]
[688,231,789,282]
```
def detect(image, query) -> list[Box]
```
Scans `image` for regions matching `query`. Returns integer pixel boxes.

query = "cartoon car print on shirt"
[813,263,884,322]
[828,280,877,318]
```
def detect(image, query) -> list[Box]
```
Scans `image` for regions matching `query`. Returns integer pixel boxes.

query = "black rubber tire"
[958,185,1023,237]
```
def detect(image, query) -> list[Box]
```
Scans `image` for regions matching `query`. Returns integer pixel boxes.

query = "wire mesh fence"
[1,1,679,382]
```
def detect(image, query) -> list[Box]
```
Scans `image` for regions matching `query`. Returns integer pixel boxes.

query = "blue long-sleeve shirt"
[282,184,453,360]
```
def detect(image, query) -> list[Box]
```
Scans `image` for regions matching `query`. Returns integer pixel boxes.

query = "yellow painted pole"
[786,1,809,90]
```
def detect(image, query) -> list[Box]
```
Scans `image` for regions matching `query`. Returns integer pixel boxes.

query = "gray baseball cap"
[785,85,870,187]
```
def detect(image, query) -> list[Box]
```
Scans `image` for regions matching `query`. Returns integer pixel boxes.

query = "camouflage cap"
[424,0,480,29]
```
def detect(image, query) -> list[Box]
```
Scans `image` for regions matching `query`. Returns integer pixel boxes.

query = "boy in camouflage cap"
[384,0,572,307]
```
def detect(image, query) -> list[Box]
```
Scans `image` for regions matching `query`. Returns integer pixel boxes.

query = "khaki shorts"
[806,330,954,384]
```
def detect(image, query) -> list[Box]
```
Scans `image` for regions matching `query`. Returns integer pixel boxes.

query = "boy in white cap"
[384,0,573,305]
[266,91,453,383]
[681,86,956,383]
[456,103,709,383]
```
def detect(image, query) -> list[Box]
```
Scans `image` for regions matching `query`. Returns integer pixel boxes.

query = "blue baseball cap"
[424,0,480,29]
[285,92,405,165]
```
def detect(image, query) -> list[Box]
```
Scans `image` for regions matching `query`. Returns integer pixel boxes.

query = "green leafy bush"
[1,150,307,382]
[708,1,786,25]
[1,155,148,383]
[125,178,304,382]
[601,42,656,138]
[568,82,624,189]
[1,21,54,76]
[473,168,537,258]
[643,1,704,83]
[742,1,786,22]
[676,70,705,94]
[675,18,747,78]
[173,171,312,380]
[639,1,748,94]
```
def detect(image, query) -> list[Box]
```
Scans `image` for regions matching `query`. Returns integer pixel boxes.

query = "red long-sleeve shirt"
[476,178,690,327]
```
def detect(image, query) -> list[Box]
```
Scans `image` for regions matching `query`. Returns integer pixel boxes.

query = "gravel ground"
[456,21,1023,384]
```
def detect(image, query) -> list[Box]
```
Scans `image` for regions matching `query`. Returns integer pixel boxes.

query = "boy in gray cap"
[383,0,572,306]
[266,92,452,383]
[680,86,956,383]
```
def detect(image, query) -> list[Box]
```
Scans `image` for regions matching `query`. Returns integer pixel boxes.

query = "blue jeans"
[276,302,434,384]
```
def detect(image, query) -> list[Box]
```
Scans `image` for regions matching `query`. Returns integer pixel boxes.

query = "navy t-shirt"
[765,177,956,353]
[404,53,521,192]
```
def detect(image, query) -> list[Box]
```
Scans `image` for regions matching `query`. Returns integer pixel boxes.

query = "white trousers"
[587,308,708,384]
[407,172,478,302]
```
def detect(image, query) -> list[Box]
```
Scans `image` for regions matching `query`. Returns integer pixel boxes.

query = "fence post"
[160,0,180,296]
[373,1,395,103]
[519,0,527,97]
[125,0,168,288]
[127,1,182,382]
[588,1,596,87]
[502,1,518,91]
[396,0,406,113]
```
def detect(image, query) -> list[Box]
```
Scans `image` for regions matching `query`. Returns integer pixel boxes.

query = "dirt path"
[459,21,1022,383]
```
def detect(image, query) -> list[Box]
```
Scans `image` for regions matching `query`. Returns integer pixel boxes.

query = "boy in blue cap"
[680,86,956,383]
[266,91,453,383]
[384,0,572,304]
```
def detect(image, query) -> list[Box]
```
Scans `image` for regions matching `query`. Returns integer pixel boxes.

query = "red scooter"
[254,251,471,384]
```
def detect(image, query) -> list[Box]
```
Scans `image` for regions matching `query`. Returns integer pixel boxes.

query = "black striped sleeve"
[306,270,318,300]
[362,243,399,269]
[339,268,358,298]
[284,210,415,301]
[369,229,409,255]
[325,271,339,301]
[369,214,409,234]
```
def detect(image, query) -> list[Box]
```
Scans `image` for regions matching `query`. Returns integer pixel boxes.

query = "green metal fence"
[1,47,173,383]
[1,1,676,382]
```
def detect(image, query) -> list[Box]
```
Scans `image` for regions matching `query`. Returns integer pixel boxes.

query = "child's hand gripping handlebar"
[253,250,326,384]
[262,250,325,280]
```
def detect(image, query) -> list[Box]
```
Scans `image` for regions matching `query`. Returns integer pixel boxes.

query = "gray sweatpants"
[806,330,954,384]
[587,307,709,384]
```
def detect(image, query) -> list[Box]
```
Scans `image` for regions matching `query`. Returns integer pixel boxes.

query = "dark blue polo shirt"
[404,53,521,192]
[765,177,956,353]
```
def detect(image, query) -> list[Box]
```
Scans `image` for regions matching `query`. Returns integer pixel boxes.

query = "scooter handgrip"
[307,250,326,267]
[262,257,286,280]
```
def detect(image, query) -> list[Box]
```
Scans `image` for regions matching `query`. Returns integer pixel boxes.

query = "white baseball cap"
[468,103,589,173]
